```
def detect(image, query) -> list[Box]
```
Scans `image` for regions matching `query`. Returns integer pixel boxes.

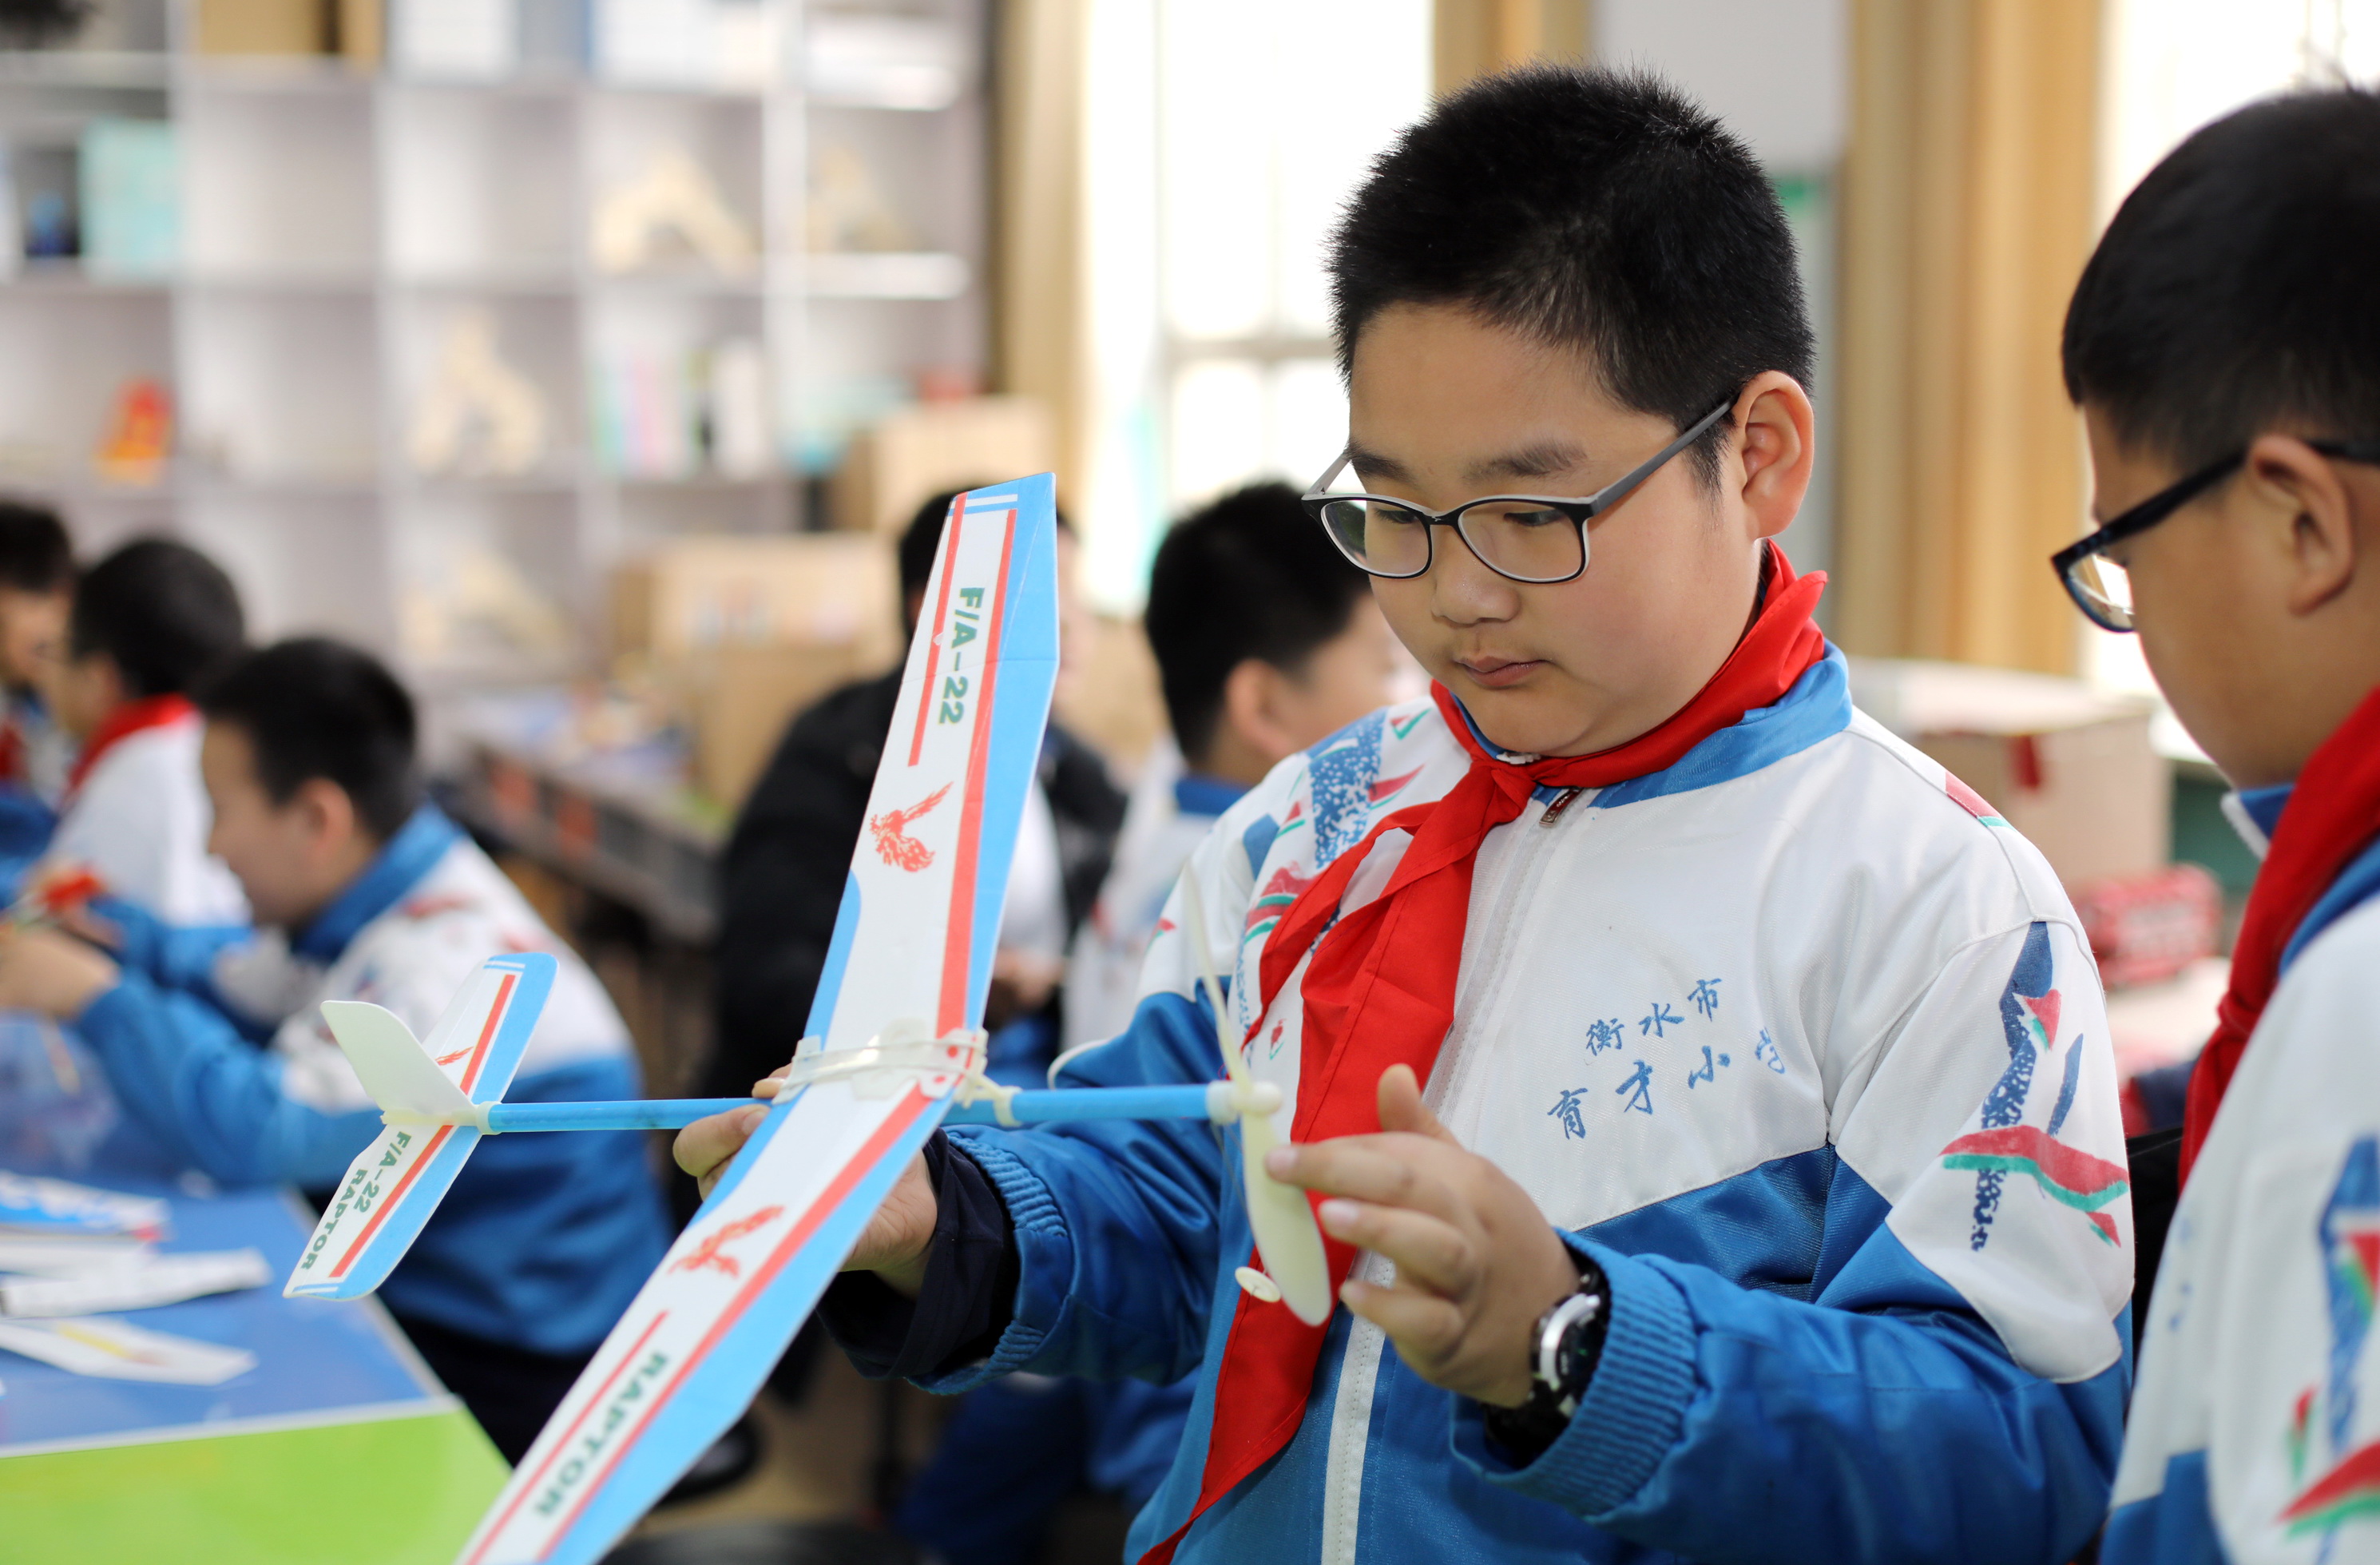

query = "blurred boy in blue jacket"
[0,637,668,1460]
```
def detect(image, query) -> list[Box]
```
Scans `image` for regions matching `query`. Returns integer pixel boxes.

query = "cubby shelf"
[0,0,988,703]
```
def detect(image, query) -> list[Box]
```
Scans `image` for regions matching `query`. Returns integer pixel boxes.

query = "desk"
[0,1129,510,1563]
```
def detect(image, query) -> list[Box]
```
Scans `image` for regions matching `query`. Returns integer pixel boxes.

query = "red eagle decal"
[669,1205,785,1278]
[871,784,953,872]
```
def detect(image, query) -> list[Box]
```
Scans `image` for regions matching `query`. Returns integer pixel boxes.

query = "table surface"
[0,1114,510,1563]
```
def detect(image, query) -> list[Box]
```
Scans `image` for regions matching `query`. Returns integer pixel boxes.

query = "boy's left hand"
[0,926,121,1019]
[1266,1063,1581,1409]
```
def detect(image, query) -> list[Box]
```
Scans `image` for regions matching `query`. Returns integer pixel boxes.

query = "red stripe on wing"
[937,510,1016,1035]
[457,971,518,1097]
[329,1123,456,1281]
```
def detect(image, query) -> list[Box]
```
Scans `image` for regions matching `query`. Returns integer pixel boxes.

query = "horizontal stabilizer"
[286,952,556,1303]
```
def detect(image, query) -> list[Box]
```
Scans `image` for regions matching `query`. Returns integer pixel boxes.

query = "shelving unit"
[0,0,988,692]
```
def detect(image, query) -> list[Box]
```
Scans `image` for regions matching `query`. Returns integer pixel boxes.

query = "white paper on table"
[0,1235,151,1277]
[0,1316,255,1384]
[0,1172,169,1239]
[1,1249,271,1317]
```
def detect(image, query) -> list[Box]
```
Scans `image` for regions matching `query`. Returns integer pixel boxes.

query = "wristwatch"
[1483,1259,1608,1461]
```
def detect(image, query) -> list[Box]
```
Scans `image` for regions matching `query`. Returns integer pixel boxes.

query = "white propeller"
[1179,875,1332,1326]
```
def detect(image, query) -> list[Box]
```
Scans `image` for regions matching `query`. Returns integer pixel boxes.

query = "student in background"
[0,501,74,878]
[38,537,246,924]
[0,638,670,1461]
[2061,90,2380,1563]
[1065,482,1407,1055]
[705,489,1125,1109]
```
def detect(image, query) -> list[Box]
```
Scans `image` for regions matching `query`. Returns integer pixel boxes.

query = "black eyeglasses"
[2053,439,2380,632]
[1299,400,1734,585]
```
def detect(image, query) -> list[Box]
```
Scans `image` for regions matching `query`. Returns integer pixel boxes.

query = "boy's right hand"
[672,1067,940,1298]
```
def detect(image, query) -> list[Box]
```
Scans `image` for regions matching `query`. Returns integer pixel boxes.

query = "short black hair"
[1328,66,1814,485]
[2064,88,2380,467]
[898,487,1077,605]
[69,537,244,698]
[0,500,70,594]
[1144,483,1373,761]
[196,638,421,841]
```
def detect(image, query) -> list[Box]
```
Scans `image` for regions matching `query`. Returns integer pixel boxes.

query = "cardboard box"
[2073,864,2220,991]
[196,0,329,54]
[336,0,385,63]
[611,534,901,668]
[832,395,1053,534]
[1847,657,2168,890]
[682,639,883,807]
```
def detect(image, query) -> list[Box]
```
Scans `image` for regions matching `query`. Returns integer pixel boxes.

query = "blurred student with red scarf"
[34,538,247,925]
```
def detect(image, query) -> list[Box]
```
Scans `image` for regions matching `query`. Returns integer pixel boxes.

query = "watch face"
[1544,1290,1602,1404]
[1553,1325,1594,1392]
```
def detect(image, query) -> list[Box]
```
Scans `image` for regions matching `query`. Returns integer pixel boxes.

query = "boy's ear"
[1220,657,1299,769]
[292,775,360,852]
[2246,432,2363,618]
[1731,371,1815,542]
[81,653,126,711]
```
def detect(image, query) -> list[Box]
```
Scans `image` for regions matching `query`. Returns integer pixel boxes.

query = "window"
[1079,0,1432,609]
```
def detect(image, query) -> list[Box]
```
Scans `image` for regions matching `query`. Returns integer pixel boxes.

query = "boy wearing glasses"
[2064,93,2380,1563]
[680,67,2129,1563]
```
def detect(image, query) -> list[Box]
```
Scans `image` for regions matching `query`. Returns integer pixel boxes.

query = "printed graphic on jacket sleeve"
[2279,1137,2380,1540]
[1242,862,1316,954]
[1938,922,2129,1250]
[1307,713,1385,865]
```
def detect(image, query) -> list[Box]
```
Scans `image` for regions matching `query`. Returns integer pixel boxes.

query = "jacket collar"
[292,804,462,963]
[1172,772,1248,820]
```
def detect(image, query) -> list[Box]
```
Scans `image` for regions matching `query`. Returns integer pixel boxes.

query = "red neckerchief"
[1140,545,1828,1564]
[2181,684,2380,1182]
[63,693,196,802]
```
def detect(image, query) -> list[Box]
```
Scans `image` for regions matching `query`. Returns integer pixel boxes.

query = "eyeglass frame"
[2052,437,2380,633]
[1299,399,1736,586]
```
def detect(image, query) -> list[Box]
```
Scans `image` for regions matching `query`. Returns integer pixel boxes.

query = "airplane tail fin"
[284,952,556,1301]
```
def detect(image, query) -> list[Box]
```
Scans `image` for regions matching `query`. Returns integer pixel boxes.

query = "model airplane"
[283,475,1328,1565]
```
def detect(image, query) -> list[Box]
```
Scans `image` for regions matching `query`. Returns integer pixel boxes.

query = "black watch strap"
[1483,1257,1608,1463]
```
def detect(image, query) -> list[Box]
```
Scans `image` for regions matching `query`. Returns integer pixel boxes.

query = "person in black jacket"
[700,491,1126,1113]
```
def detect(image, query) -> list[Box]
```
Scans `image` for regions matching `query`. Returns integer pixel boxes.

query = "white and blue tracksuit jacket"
[76,804,670,1356]
[932,649,2134,1564]
[2109,786,2380,1563]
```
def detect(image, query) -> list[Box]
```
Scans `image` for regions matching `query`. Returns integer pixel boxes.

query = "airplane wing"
[457,475,1063,1565]
[285,952,555,1301]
